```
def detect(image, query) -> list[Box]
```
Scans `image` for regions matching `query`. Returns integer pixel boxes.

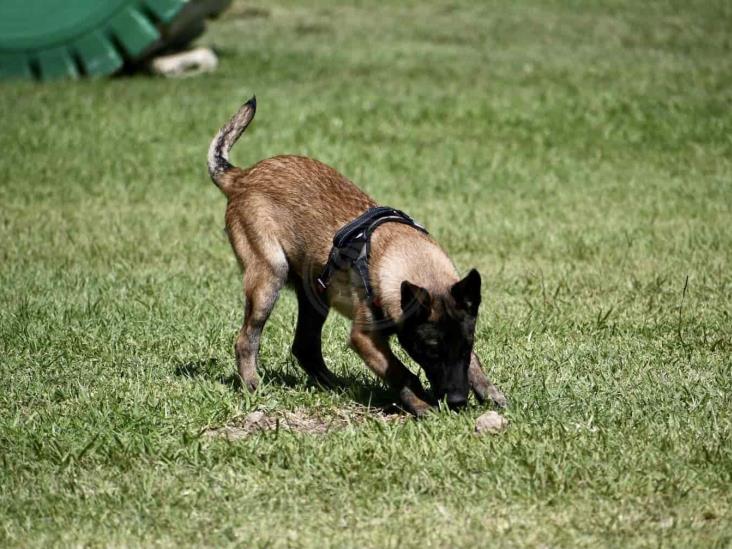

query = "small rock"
[475,411,508,435]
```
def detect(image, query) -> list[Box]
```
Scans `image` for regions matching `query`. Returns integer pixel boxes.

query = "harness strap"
[316,206,428,306]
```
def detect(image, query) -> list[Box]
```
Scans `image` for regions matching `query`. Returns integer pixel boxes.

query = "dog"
[207,97,506,416]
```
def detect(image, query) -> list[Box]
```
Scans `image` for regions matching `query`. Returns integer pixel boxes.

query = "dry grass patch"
[202,406,407,439]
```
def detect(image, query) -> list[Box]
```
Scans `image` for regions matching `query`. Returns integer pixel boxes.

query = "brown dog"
[207,97,505,416]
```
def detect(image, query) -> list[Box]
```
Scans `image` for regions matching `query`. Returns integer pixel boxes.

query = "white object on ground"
[149,47,218,77]
[475,411,508,435]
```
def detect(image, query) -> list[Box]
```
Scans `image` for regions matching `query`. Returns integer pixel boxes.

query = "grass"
[1,0,731,546]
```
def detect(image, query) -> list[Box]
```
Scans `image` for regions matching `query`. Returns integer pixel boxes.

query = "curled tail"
[207,96,257,192]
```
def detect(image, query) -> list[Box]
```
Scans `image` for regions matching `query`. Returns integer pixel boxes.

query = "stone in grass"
[475,411,508,435]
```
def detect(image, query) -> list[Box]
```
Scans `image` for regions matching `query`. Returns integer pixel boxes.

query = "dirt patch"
[202,407,406,439]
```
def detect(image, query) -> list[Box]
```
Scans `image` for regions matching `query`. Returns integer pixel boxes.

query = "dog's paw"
[473,382,508,409]
[490,390,508,409]
[399,386,433,418]
[311,368,339,390]
[240,374,260,393]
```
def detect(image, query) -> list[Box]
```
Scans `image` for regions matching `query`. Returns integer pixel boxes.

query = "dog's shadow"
[174,357,399,410]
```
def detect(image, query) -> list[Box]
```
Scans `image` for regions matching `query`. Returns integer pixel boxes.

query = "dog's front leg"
[350,327,432,417]
[469,352,507,408]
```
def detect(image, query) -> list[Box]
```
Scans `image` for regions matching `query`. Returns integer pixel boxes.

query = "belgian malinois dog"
[207,97,505,416]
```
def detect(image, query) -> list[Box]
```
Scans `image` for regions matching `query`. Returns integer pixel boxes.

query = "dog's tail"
[207,96,257,192]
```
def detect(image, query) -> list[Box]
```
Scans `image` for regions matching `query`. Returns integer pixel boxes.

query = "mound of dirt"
[202,408,405,439]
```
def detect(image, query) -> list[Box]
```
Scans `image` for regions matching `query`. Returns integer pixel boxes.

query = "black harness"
[316,206,428,307]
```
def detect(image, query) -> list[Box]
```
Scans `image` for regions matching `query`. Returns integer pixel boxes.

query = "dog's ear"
[401,281,432,321]
[451,269,481,316]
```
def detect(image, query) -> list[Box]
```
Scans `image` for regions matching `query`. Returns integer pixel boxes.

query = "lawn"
[1,0,731,547]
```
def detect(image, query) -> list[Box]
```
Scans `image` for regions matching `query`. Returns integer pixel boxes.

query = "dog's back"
[222,155,375,276]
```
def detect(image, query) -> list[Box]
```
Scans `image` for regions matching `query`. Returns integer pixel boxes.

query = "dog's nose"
[446,394,467,410]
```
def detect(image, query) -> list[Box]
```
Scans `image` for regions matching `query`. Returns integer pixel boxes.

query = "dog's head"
[396,269,481,410]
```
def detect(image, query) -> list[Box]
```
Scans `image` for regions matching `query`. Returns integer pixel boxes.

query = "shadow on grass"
[173,357,402,411]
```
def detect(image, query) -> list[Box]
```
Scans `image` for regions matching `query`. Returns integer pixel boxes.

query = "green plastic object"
[0,0,226,81]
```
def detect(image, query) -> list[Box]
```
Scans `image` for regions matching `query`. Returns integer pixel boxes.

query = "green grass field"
[1,1,731,546]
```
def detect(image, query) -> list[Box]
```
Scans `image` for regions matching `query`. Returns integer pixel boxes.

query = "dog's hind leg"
[234,255,287,392]
[468,352,507,408]
[291,284,338,388]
